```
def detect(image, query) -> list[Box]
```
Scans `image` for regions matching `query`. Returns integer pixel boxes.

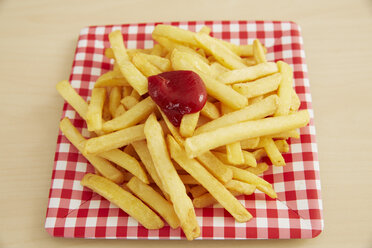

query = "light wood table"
[0,0,371,247]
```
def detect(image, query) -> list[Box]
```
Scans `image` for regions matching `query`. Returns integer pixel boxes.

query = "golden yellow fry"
[130,87,141,100]
[232,73,282,99]
[154,35,210,64]
[218,62,278,84]
[109,30,148,95]
[144,114,199,240]
[99,149,149,184]
[260,137,286,166]
[189,185,207,198]
[240,137,260,149]
[196,151,233,184]
[132,53,162,77]
[108,86,121,118]
[252,148,267,161]
[200,101,220,120]
[194,33,246,70]
[226,142,244,165]
[158,108,184,145]
[242,57,257,66]
[85,124,145,155]
[103,97,156,132]
[139,53,172,72]
[237,44,267,57]
[102,95,112,122]
[94,70,129,88]
[114,104,126,118]
[255,139,290,152]
[168,135,252,222]
[198,26,211,35]
[56,80,88,119]
[197,114,211,128]
[242,150,257,168]
[150,44,164,56]
[105,48,115,59]
[210,62,230,78]
[123,144,140,160]
[195,94,278,135]
[225,180,256,195]
[86,88,106,132]
[291,88,301,111]
[122,86,132,97]
[249,95,264,105]
[59,118,124,184]
[152,24,199,47]
[131,140,169,200]
[81,173,163,229]
[275,61,293,116]
[246,162,269,175]
[171,49,248,110]
[180,112,200,138]
[185,110,310,158]
[229,166,277,198]
[121,95,139,109]
[193,191,241,208]
[127,177,180,229]
[253,39,267,63]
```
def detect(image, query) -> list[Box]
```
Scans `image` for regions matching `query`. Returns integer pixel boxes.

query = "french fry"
[127,177,180,229]
[99,149,149,184]
[86,88,106,131]
[132,53,162,77]
[200,101,220,120]
[232,73,282,99]
[242,57,257,66]
[103,97,156,132]
[269,129,300,139]
[152,24,199,47]
[193,191,241,208]
[189,185,207,198]
[210,62,230,78]
[121,95,139,109]
[180,112,200,137]
[114,104,126,117]
[168,135,252,222]
[105,47,115,59]
[171,49,248,110]
[198,26,211,35]
[139,53,172,72]
[109,86,121,118]
[81,173,164,229]
[229,166,277,198]
[185,110,310,158]
[179,175,199,185]
[226,142,244,165]
[291,88,301,111]
[253,39,267,63]
[56,80,88,119]
[150,44,164,56]
[154,35,210,64]
[109,30,148,95]
[132,140,169,200]
[59,118,124,184]
[275,61,293,116]
[255,139,290,152]
[122,86,132,97]
[259,137,285,166]
[246,162,269,175]
[195,94,279,135]
[240,137,260,149]
[225,180,256,195]
[158,108,184,145]
[144,114,200,240]
[249,95,264,105]
[196,151,233,184]
[94,70,129,88]
[218,62,278,84]
[194,33,246,69]
[242,150,257,168]
[85,124,146,155]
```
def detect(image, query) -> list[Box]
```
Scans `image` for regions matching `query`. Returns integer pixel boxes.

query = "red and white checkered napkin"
[45,21,323,239]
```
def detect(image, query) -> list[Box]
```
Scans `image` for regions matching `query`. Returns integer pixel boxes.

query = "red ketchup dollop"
[148,70,207,127]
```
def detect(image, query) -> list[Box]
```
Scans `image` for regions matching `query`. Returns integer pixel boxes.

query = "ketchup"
[148,70,207,127]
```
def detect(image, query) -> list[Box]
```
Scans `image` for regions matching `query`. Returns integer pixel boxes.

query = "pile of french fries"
[56,24,309,240]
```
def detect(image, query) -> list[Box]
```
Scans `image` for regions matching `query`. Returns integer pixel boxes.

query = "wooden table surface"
[1,0,371,247]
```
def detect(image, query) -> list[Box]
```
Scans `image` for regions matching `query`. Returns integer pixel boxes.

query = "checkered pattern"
[45,21,323,239]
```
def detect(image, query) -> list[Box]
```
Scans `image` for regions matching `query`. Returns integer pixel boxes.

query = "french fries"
[56,24,308,240]
[81,173,164,229]
[144,114,199,240]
